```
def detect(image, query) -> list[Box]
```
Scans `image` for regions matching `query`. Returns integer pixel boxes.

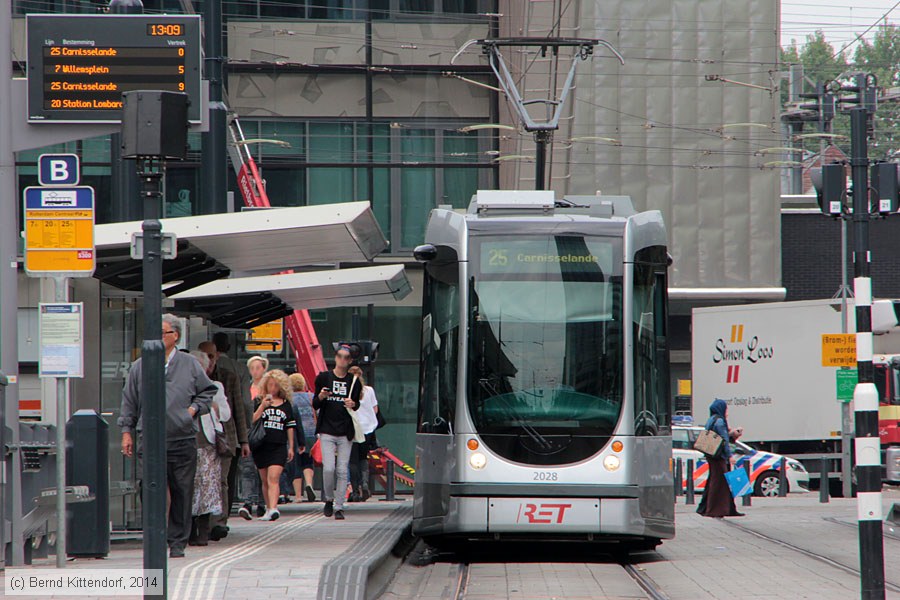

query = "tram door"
[416,249,459,520]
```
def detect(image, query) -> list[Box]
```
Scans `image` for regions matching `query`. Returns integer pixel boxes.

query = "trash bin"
[66,410,109,557]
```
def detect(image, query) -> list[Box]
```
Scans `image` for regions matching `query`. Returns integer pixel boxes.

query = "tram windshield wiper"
[478,380,552,450]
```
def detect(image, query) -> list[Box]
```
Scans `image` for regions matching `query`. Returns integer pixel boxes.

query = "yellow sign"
[246,319,283,352]
[822,333,856,367]
[23,186,95,276]
[677,379,692,396]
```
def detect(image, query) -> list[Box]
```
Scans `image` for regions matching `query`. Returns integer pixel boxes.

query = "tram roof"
[167,265,412,329]
[93,202,387,295]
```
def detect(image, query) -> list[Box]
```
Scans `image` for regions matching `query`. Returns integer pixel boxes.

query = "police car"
[672,422,809,496]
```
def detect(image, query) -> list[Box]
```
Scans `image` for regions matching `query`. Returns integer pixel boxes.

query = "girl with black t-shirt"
[251,369,296,521]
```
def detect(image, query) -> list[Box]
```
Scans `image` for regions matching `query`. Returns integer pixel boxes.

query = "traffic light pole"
[849,104,885,600]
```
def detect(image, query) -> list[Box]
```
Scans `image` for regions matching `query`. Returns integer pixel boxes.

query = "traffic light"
[870,162,899,215]
[799,81,836,132]
[332,340,380,365]
[810,163,846,216]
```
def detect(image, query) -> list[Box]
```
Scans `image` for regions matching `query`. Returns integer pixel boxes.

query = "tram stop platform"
[11,500,412,600]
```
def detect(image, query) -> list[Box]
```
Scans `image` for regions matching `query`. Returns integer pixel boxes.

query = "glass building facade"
[13,1,498,528]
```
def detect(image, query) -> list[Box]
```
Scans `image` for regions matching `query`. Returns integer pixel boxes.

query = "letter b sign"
[38,154,80,186]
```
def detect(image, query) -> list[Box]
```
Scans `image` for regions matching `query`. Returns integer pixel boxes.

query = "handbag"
[310,439,323,466]
[346,375,366,443]
[375,409,386,430]
[214,429,230,455]
[693,428,723,456]
[248,418,266,451]
[725,466,753,497]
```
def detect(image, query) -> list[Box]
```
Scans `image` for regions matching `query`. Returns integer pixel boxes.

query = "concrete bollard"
[778,457,788,498]
[742,460,752,507]
[820,456,829,503]
[685,459,695,505]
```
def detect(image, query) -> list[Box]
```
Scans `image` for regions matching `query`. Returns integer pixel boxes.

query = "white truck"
[691,298,900,488]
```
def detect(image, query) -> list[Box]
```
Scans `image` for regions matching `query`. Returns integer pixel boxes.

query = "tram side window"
[632,246,671,435]
[419,247,459,433]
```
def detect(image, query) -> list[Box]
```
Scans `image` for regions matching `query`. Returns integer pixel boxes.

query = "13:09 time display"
[147,24,183,36]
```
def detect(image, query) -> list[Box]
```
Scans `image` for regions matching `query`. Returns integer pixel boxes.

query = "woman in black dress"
[251,369,296,521]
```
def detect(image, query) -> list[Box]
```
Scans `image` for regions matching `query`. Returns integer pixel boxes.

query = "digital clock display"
[147,24,184,36]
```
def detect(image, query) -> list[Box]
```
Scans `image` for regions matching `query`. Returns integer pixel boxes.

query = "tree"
[854,23,900,160]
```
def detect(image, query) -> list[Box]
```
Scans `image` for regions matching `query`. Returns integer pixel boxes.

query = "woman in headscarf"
[696,399,744,518]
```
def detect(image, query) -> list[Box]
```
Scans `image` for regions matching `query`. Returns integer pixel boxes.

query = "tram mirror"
[413,244,438,262]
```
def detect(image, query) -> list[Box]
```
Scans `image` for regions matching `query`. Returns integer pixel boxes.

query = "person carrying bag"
[696,399,745,519]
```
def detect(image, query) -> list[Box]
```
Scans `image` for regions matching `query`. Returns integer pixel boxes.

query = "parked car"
[673,425,809,496]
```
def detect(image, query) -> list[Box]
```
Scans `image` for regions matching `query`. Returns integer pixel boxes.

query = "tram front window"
[469,235,623,465]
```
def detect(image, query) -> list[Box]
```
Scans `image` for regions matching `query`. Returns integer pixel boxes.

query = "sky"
[781,0,900,53]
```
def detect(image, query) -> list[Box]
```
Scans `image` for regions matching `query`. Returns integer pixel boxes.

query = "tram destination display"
[27,15,201,123]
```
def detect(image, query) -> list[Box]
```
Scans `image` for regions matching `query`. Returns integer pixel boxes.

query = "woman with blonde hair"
[287,373,318,502]
[238,355,269,520]
[250,369,296,521]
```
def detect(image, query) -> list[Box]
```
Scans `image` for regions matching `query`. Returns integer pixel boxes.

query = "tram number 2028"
[533,471,558,481]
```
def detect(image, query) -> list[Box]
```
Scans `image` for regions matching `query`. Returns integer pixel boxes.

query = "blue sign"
[38,153,80,186]
[24,186,94,210]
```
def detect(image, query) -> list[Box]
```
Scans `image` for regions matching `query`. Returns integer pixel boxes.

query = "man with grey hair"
[118,314,216,559]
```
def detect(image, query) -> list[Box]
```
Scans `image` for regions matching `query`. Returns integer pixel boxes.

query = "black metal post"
[139,159,167,598]
[685,459,694,505]
[849,100,885,600]
[674,459,683,496]
[742,460,752,507]
[820,456,830,503]
[384,461,396,501]
[200,0,227,214]
[534,131,549,190]
[778,457,788,498]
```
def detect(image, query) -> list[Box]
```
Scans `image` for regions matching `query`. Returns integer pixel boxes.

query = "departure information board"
[27,15,201,123]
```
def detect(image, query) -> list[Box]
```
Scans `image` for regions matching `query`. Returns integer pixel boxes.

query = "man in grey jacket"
[119,314,216,558]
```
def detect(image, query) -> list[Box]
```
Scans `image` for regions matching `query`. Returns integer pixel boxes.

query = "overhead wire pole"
[845,74,885,600]
[455,37,623,191]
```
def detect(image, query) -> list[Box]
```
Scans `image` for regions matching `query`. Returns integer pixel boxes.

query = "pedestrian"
[251,369,296,521]
[696,399,745,519]
[238,355,269,520]
[288,373,318,503]
[247,355,269,400]
[118,314,216,559]
[347,366,379,502]
[313,345,362,520]
[198,341,249,542]
[188,351,228,546]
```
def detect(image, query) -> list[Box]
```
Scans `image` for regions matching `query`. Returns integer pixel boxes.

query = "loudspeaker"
[121,90,189,160]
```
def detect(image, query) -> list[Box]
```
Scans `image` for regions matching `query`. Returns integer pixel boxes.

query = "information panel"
[27,14,201,123]
[23,186,95,276]
[39,303,84,378]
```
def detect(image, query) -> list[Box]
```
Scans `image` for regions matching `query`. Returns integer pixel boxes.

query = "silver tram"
[412,190,674,550]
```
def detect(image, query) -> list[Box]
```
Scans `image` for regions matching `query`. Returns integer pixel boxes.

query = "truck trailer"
[691,298,900,488]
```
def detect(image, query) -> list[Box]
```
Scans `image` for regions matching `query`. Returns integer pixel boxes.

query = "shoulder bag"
[345,375,366,443]
[248,417,266,450]
[693,417,724,457]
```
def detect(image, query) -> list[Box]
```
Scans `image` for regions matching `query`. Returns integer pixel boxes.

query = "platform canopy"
[93,202,387,295]
[168,265,412,329]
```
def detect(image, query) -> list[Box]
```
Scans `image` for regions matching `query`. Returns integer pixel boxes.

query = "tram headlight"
[469,452,487,470]
[603,454,621,471]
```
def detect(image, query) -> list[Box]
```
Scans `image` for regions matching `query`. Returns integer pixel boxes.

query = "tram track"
[723,519,900,593]
[445,556,669,600]
[822,515,900,542]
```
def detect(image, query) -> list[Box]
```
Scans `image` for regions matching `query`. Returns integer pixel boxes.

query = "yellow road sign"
[246,319,283,352]
[23,186,95,276]
[822,333,856,367]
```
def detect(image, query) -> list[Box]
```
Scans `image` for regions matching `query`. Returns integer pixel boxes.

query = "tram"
[412,190,674,550]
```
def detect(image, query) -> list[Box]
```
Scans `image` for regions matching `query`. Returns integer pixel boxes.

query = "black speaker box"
[121,90,189,160]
